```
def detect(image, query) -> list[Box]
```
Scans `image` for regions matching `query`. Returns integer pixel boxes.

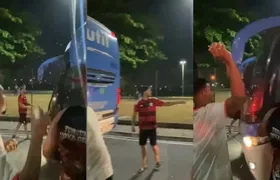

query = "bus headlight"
[243,136,257,147]
[243,136,270,147]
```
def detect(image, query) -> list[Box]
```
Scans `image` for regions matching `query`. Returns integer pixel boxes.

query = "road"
[105,135,193,180]
[0,133,254,180]
[104,134,254,180]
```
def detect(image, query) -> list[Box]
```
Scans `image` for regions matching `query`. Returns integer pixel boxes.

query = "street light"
[210,75,216,81]
[179,60,187,96]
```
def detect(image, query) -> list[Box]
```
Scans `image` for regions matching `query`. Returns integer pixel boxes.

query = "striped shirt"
[134,97,164,130]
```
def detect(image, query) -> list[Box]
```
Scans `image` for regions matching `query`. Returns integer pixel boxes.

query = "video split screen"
[0,0,280,179]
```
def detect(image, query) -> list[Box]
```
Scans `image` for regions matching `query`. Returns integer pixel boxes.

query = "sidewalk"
[109,125,193,142]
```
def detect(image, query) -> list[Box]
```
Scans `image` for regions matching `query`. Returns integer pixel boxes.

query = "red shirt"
[134,97,164,130]
[18,94,28,114]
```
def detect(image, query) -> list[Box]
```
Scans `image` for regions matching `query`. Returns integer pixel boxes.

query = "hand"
[4,139,18,152]
[132,125,136,132]
[31,106,51,137]
[208,42,232,64]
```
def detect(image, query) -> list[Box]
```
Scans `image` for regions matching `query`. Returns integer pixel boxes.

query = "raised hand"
[31,106,51,137]
[208,42,232,64]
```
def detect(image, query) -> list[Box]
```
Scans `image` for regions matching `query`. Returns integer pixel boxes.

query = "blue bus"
[231,16,280,136]
[38,16,121,124]
[86,16,120,124]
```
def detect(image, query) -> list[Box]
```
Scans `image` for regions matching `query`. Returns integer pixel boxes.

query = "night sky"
[16,0,279,90]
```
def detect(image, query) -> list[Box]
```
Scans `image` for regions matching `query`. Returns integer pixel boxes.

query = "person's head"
[194,78,215,107]
[139,86,152,98]
[19,84,26,94]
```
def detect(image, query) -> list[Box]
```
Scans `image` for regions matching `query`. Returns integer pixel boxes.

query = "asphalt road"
[104,134,255,180]
[104,135,193,180]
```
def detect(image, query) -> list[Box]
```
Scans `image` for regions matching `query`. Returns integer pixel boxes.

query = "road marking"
[104,134,193,146]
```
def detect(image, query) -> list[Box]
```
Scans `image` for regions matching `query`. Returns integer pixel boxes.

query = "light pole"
[180,60,187,96]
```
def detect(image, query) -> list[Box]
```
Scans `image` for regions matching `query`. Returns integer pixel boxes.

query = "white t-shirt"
[0,135,18,180]
[87,107,113,180]
[192,102,232,180]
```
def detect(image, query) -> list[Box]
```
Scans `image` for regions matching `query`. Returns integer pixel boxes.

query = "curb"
[118,120,193,130]
[0,116,25,122]
[108,131,193,142]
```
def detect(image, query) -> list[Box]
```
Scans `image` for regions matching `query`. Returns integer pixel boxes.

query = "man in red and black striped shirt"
[132,86,185,172]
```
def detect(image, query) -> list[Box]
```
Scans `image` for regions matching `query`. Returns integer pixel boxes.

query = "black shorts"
[19,113,28,124]
[106,175,113,180]
[139,129,157,146]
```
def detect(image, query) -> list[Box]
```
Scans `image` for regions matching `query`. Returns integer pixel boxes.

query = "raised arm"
[18,107,50,180]
[209,43,246,118]
[151,98,185,107]
[42,108,66,160]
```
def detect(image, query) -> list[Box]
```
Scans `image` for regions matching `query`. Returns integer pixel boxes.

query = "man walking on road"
[132,86,185,172]
[192,42,246,180]
[12,85,31,139]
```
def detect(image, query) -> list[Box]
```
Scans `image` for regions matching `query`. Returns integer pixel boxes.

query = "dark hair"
[138,86,151,95]
[19,84,26,90]
[194,78,208,95]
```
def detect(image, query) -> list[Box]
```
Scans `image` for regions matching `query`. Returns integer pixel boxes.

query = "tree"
[194,0,260,85]
[0,8,44,68]
[88,0,167,75]
[194,0,260,67]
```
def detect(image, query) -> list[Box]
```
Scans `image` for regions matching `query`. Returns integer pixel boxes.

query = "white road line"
[104,135,193,146]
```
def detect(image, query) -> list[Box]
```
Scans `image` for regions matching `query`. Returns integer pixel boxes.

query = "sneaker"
[138,166,148,173]
[156,162,161,168]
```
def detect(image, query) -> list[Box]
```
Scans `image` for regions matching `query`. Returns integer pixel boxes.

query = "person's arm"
[152,98,185,107]
[163,101,185,106]
[132,103,139,127]
[18,107,50,180]
[209,43,246,118]
[224,59,246,118]
[18,134,43,180]
[42,109,66,160]
[19,102,28,109]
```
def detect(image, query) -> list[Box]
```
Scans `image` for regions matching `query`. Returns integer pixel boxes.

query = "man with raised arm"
[132,86,186,172]
[192,42,246,180]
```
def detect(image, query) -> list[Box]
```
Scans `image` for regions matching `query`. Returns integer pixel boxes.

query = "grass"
[5,94,51,117]
[3,91,230,124]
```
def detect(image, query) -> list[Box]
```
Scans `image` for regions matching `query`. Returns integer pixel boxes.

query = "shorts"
[139,129,157,146]
[19,113,28,124]
[106,175,113,180]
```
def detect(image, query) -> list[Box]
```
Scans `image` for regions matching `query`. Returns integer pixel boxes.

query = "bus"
[231,16,280,179]
[37,16,121,125]
[86,16,120,125]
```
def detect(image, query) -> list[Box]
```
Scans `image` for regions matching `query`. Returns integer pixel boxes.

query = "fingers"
[208,42,226,57]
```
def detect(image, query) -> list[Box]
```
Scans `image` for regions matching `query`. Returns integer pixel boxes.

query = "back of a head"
[57,106,86,179]
[194,78,208,96]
